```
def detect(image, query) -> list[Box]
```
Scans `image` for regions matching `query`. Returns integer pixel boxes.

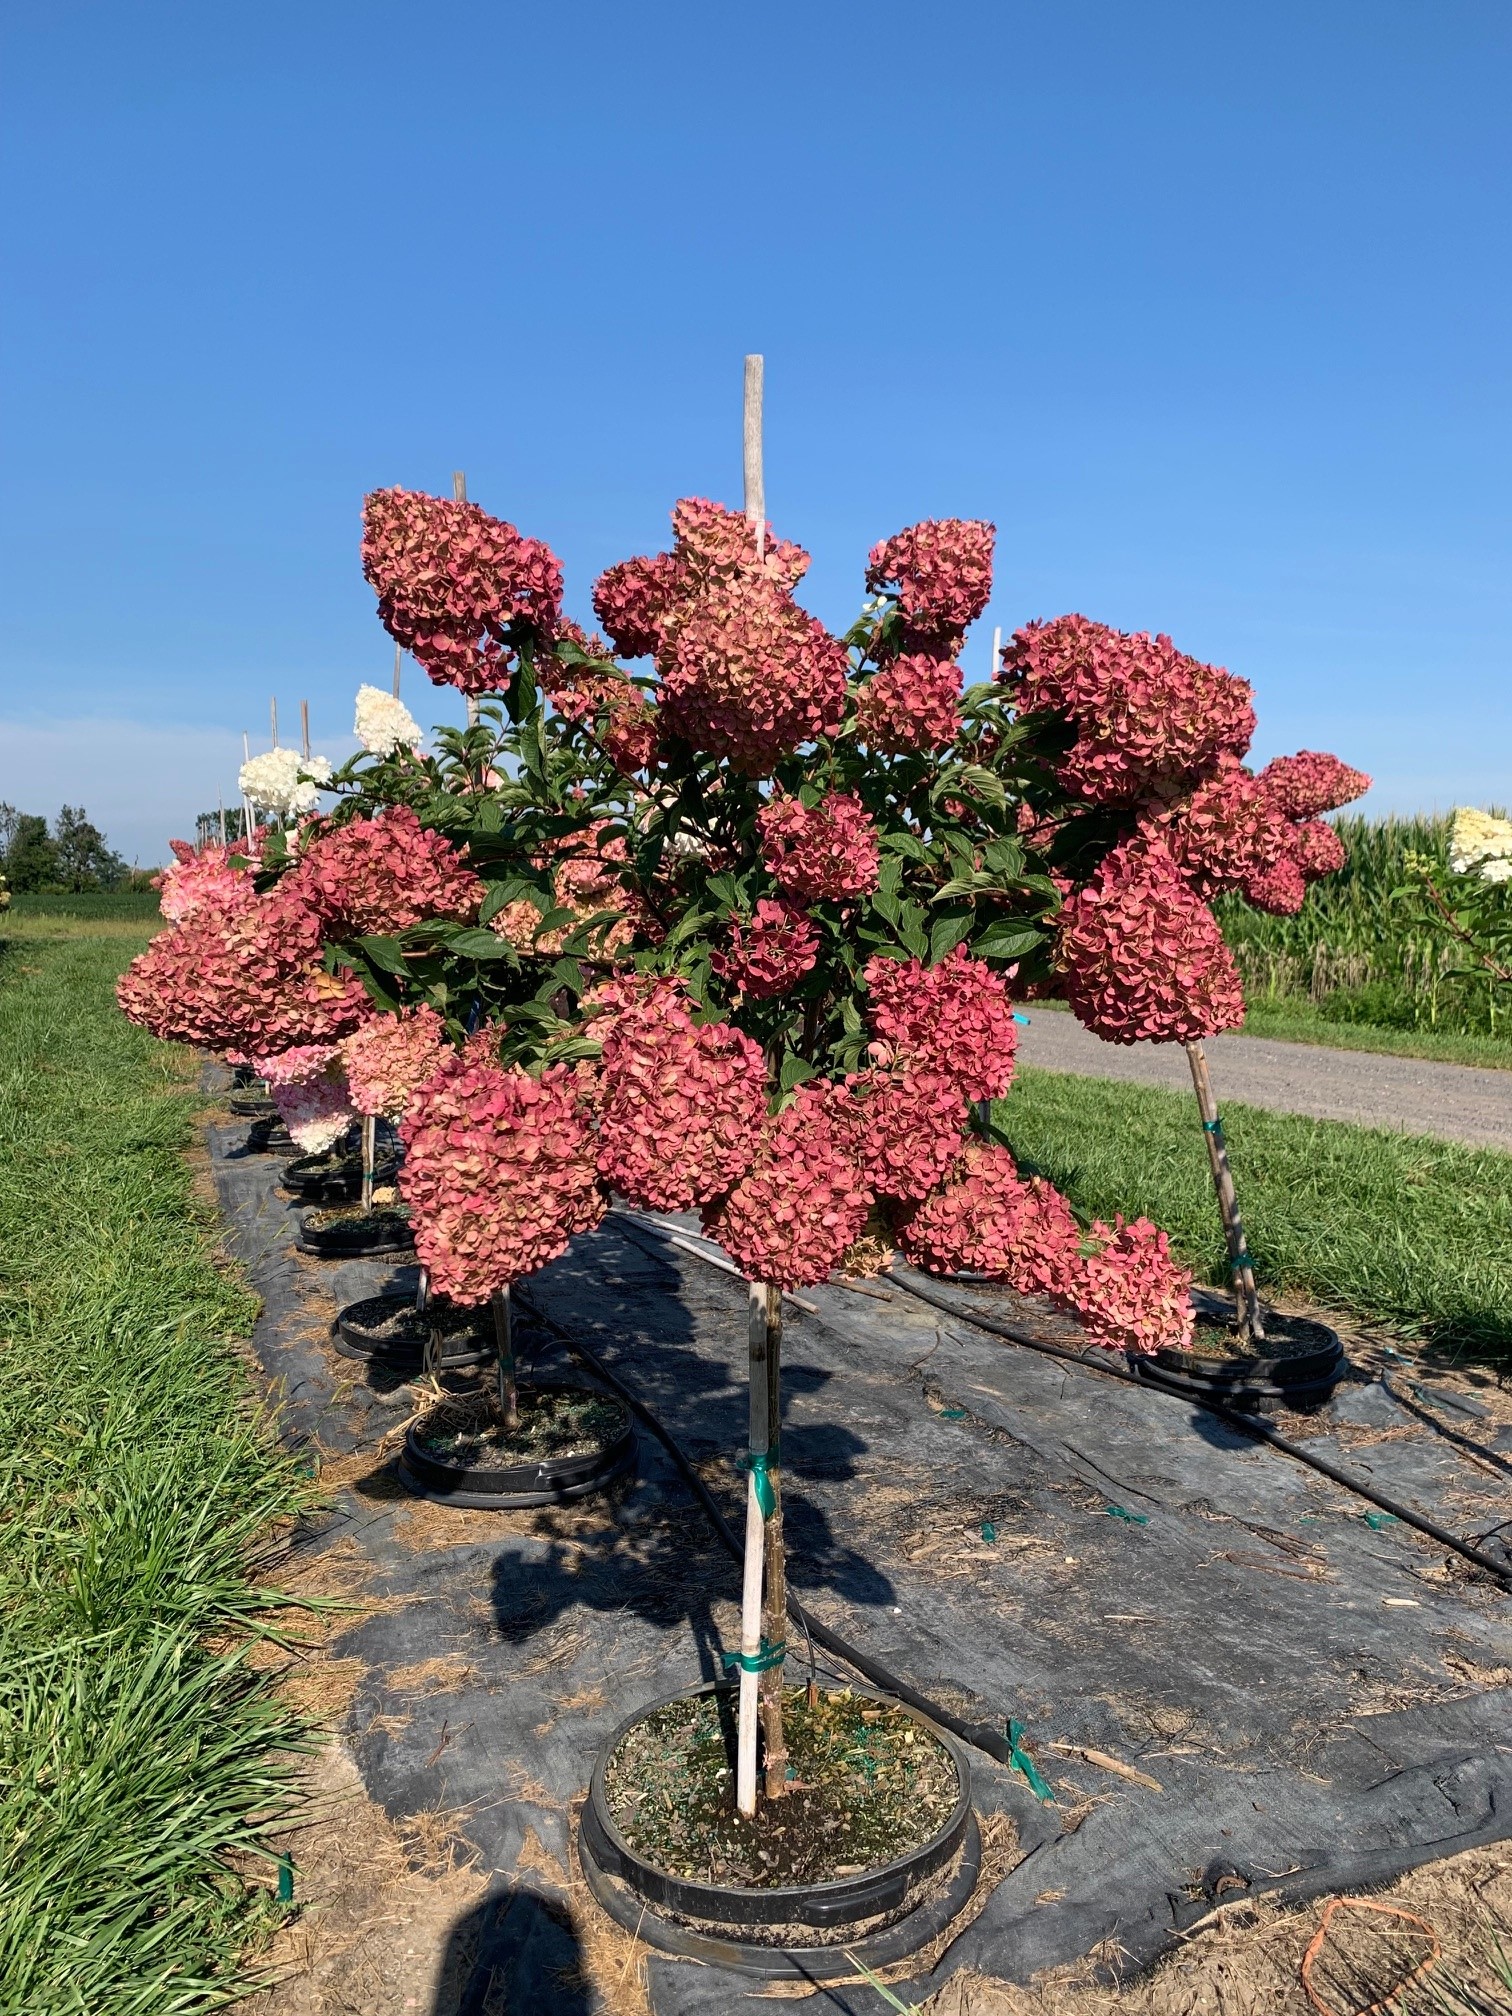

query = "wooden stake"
[300,700,310,762]
[492,1287,518,1431]
[270,697,278,748]
[415,1265,430,1315]
[218,798,226,847]
[241,732,254,840]
[1185,1041,1265,1342]
[758,1282,789,1800]
[743,356,764,558]
[361,1113,375,1214]
[991,624,1002,679]
[737,1279,771,1817]
[393,640,403,699]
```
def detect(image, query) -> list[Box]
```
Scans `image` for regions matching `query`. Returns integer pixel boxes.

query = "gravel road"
[1015,1011,1512,1154]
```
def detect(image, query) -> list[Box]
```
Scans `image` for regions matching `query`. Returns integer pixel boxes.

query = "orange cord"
[1300,1897,1442,2016]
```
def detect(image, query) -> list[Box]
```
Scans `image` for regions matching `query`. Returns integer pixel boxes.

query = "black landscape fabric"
[207,1103,1512,2015]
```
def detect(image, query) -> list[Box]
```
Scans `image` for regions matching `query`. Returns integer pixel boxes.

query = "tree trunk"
[492,1287,519,1432]
[360,1113,375,1214]
[1184,1041,1265,1342]
[736,1279,779,1816]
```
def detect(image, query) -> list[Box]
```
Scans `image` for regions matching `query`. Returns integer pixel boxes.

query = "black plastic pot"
[228,1092,277,1119]
[333,1292,494,1370]
[576,1681,979,1980]
[1138,1306,1345,1411]
[396,1385,636,1509]
[281,1151,397,1204]
[243,1116,295,1155]
[295,1208,415,1260]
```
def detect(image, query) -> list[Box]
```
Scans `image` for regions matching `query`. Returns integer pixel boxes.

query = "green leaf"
[972,920,1045,960]
[880,830,930,863]
[930,909,973,962]
[355,934,411,976]
[445,928,519,960]
[897,902,929,959]
[779,1050,818,1092]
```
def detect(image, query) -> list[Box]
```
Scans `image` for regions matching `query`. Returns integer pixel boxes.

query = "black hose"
[889,1270,1512,1590]
[513,1284,1023,1773]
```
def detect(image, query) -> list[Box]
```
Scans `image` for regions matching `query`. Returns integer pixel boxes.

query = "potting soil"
[207,1099,1512,2015]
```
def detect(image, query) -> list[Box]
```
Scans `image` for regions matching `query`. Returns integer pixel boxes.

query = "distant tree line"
[0,804,139,893]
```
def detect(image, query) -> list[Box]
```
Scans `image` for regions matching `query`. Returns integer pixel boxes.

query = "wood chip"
[1048,1742,1163,1793]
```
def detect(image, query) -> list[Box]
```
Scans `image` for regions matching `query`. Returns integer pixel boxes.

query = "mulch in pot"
[297,1203,414,1257]
[604,1686,959,1891]
[334,1293,492,1365]
[414,1386,628,1469]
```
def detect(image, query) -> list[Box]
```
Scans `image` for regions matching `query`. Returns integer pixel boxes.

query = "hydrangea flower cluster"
[540,633,661,777]
[898,1141,1081,1292]
[489,821,634,959]
[1157,758,1285,898]
[593,500,846,773]
[1058,836,1245,1044]
[865,520,996,648]
[710,900,819,999]
[239,749,334,820]
[253,1041,342,1086]
[705,1081,871,1290]
[354,684,423,756]
[1258,751,1372,822]
[1002,615,1255,805]
[342,1005,449,1120]
[758,792,881,902]
[117,881,371,1056]
[154,838,256,923]
[289,807,483,935]
[361,487,563,694]
[1449,807,1512,885]
[271,1066,357,1156]
[853,653,961,755]
[840,1067,967,1202]
[863,946,1018,1100]
[1073,1217,1194,1354]
[399,1054,604,1302]
[593,977,768,1211]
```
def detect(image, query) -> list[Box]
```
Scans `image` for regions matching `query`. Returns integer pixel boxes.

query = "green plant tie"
[277,1855,294,1905]
[1012,1012,1031,1026]
[981,1521,997,1543]
[1104,1504,1149,1526]
[1228,1248,1253,1274]
[739,1449,777,1519]
[1006,1719,1055,1803]
[1363,1511,1399,1530]
[1202,1117,1224,1134]
[723,1637,787,1675]
[939,1407,968,1421]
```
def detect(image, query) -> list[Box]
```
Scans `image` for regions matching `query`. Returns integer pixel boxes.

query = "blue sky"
[1,1,1508,864]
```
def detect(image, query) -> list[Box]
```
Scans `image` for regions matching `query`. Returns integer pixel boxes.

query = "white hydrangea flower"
[239,747,332,817]
[1449,807,1512,881]
[354,684,422,757]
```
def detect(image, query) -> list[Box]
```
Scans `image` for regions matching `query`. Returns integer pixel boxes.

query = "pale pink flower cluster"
[342,1006,449,1120]
[154,839,256,924]
[489,821,635,959]
[865,520,996,647]
[1258,751,1372,822]
[361,487,563,694]
[399,1055,604,1302]
[758,792,881,902]
[272,1067,357,1155]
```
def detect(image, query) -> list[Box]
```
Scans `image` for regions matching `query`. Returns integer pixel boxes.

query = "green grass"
[7,889,164,922]
[1237,998,1512,1071]
[997,1066,1512,1363]
[0,926,311,2012]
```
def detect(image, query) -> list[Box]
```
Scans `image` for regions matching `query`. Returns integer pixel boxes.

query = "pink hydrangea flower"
[399,1054,605,1302]
[593,976,768,1211]
[897,1140,1082,1293]
[253,1042,343,1086]
[1059,1217,1194,1354]
[854,654,962,755]
[361,487,563,694]
[863,946,1018,1100]
[1258,751,1371,821]
[288,807,484,936]
[154,838,257,924]
[1058,835,1245,1043]
[1242,852,1308,915]
[703,1081,871,1290]
[865,520,996,639]
[759,792,881,902]
[272,1067,357,1155]
[836,1067,967,1202]
[342,1006,450,1120]
[1289,818,1347,880]
[710,900,819,999]
[1002,614,1256,805]
[1156,758,1288,897]
[591,552,684,661]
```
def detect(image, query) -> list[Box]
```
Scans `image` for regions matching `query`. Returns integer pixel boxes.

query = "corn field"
[1215,814,1508,1035]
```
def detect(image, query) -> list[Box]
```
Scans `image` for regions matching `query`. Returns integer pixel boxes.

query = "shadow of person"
[434,1882,588,2016]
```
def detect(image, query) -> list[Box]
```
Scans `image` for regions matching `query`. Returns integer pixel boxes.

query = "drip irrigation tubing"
[887,1271,1512,1590]
[512,1281,1028,1777]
